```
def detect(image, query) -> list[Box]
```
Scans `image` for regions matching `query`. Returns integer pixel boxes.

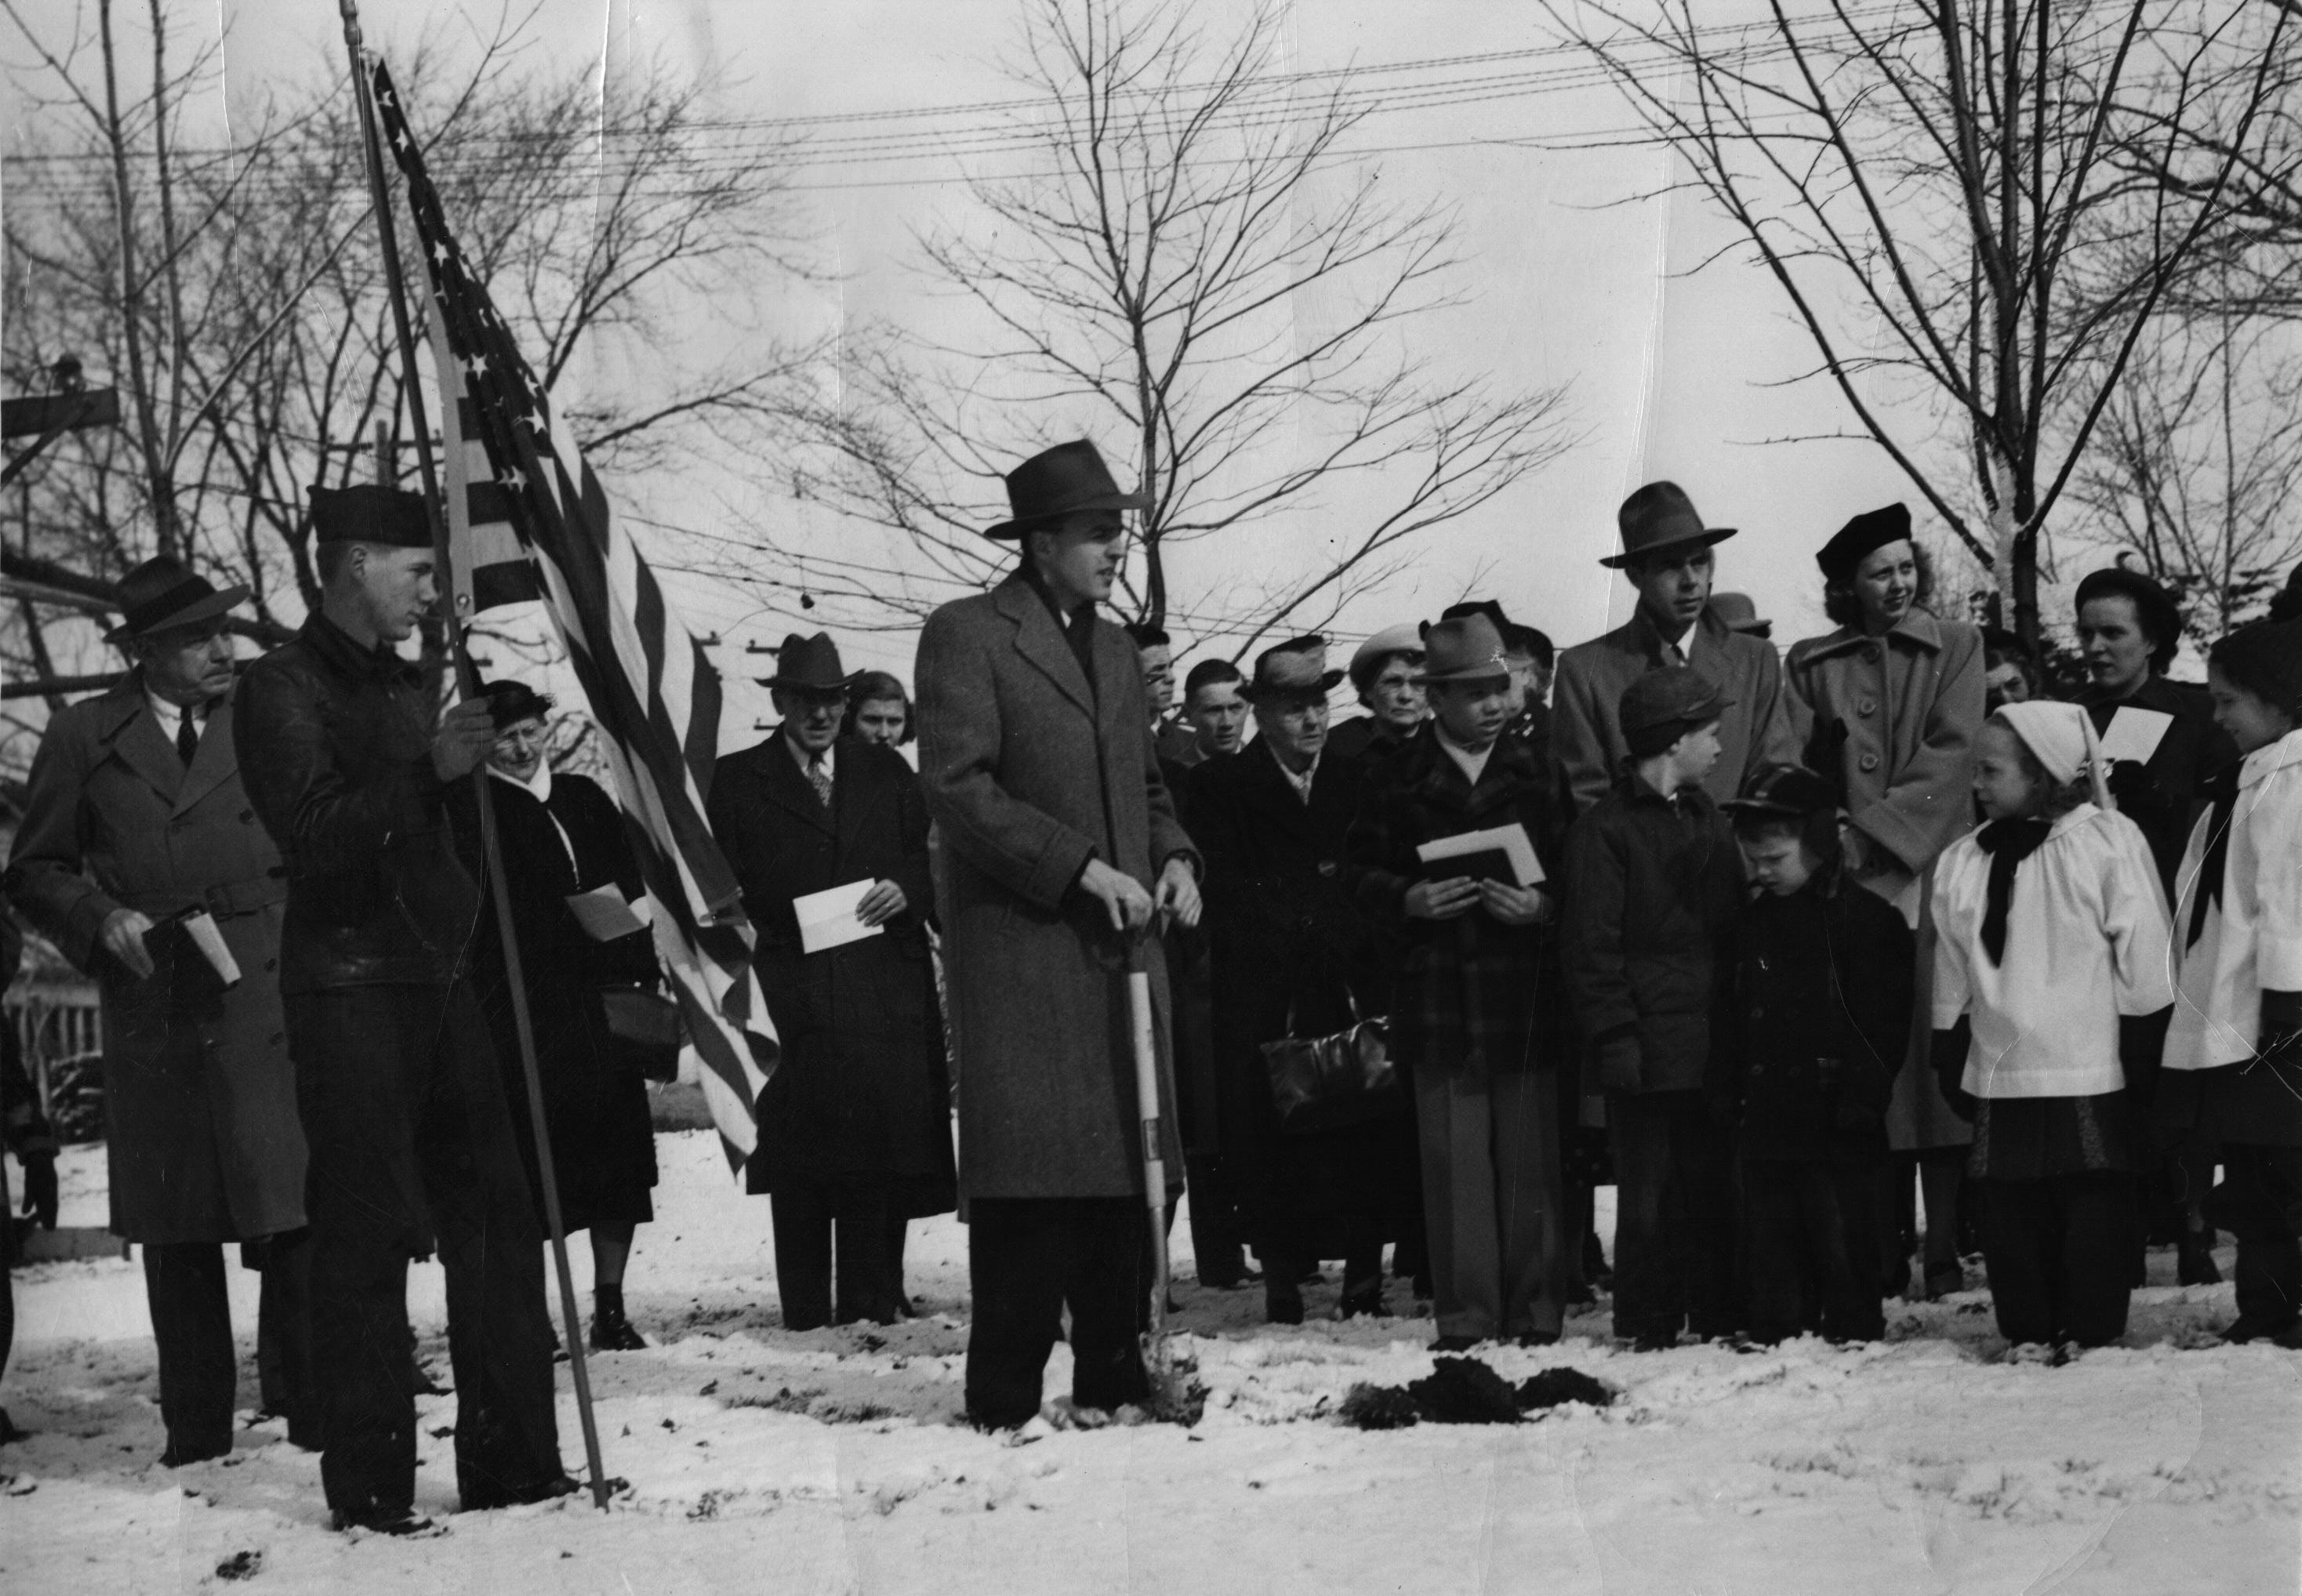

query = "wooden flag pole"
[335,0,611,1512]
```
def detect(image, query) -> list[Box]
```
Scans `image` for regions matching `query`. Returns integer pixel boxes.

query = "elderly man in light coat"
[916,439,1203,1430]
[5,557,310,1464]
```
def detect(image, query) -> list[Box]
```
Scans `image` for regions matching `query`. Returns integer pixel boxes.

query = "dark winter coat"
[234,613,481,990]
[916,573,1199,1199]
[2082,673,2238,901]
[449,771,660,1230]
[5,676,306,1243]
[1193,740,1414,1234]
[710,735,956,1210]
[1719,872,1916,1160]
[1346,726,1563,1081]
[1559,774,1745,1097]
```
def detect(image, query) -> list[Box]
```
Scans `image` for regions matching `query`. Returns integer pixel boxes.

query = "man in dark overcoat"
[1193,637,1414,1323]
[709,631,955,1331]
[5,557,312,1464]
[1554,482,1803,818]
[915,439,1202,1429]
[234,485,563,1533]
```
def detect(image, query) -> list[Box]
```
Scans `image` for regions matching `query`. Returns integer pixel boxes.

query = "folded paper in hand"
[1415,823,1542,887]
[178,909,241,988]
[796,880,884,955]
[2096,706,2174,767]
[565,885,653,942]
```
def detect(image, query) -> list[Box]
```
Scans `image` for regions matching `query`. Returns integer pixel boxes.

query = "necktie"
[808,756,833,809]
[176,705,202,767]
[1975,817,2053,967]
[2187,767,2240,949]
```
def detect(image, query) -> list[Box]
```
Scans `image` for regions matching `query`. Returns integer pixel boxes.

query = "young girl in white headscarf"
[1931,701,2174,1352]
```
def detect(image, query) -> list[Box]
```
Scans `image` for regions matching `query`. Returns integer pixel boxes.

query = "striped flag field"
[373,56,775,1170]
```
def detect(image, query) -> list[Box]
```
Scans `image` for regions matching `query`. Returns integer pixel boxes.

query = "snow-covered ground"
[4,1133,2297,1594]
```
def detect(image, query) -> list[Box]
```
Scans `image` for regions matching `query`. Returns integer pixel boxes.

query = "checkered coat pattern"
[1345,726,1562,1080]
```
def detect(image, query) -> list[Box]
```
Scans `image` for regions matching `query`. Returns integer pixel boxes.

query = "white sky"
[13,0,2021,740]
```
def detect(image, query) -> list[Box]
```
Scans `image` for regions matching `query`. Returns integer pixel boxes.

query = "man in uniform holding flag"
[235,484,567,1533]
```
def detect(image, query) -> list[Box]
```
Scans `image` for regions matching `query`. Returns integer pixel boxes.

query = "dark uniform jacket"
[1346,725,1562,1081]
[1559,774,1745,1097]
[234,614,480,991]
[6,674,306,1243]
[1719,874,1915,1159]
[2082,673,2238,901]
[710,734,954,1208]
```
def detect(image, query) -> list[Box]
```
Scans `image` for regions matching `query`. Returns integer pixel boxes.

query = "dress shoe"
[462,1473,583,1512]
[1516,1329,1561,1348]
[160,1439,231,1467]
[2176,1234,2222,1287]
[1922,1263,1964,1300]
[2220,1313,2296,1344]
[1429,1333,1480,1353]
[590,1304,648,1352]
[1197,1268,1262,1289]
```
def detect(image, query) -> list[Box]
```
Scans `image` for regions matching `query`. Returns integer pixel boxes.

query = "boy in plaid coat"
[1348,614,1567,1349]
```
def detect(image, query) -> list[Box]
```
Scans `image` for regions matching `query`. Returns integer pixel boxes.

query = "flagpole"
[336,0,610,1513]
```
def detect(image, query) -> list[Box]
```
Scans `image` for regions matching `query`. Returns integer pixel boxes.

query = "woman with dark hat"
[1191,636,1415,1322]
[452,680,664,1351]
[2071,565,2239,1286]
[1786,503,1985,1302]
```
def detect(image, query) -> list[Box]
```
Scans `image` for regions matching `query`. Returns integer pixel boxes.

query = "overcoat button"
[1858,752,1881,772]
[265,959,278,971]
[1857,698,1878,716]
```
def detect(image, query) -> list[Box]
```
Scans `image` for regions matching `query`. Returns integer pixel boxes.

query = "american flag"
[370,56,775,1170]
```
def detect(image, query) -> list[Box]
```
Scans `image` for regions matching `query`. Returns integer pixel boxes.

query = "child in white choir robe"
[2159,619,2302,1347]
[1931,702,2175,1351]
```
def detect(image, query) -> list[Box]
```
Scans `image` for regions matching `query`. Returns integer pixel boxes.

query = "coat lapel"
[759,735,837,837]
[996,576,1096,722]
[833,742,887,862]
[94,679,186,807]
[173,693,239,818]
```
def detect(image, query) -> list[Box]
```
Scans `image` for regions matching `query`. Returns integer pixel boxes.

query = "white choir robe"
[2167,727,2302,1072]
[1932,803,2175,1100]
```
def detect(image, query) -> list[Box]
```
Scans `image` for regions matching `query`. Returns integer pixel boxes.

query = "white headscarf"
[1992,701,2113,810]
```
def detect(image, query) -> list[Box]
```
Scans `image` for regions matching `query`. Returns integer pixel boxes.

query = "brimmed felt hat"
[310,484,433,548]
[1619,666,1732,757]
[1817,503,1913,585]
[757,632,860,691]
[1601,481,1737,570]
[106,556,249,644]
[984,440,1150,540]
[1348,622,1425,689]
[1244,635,1345,702]
[1414,615,1511,685]
[1721,762,1836,819]
[477,679,554,729]
[1707,592,1771,637]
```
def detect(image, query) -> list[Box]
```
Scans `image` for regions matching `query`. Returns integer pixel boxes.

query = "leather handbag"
[1262,996,1398,1135]
[600,985,683,1082]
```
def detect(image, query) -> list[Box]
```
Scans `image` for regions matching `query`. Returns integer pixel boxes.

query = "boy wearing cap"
[1560,666,1747,1349]
[1932,703,2174,1350]
[1347,613,1567,1348]
[1717,766,1915,1344]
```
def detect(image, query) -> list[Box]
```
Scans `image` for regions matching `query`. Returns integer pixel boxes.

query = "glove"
[19,1148,57,1230]
[2105,759,2165,814]
[1595,1036,1643,1094]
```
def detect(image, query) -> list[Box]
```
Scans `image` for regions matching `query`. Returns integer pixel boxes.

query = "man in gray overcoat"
[5,557,311,1464]
[1554,482,1803,818]
[915,439,1202,1430]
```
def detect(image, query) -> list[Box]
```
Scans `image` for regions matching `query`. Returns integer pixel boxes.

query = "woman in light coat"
[1786,504,1984,1300]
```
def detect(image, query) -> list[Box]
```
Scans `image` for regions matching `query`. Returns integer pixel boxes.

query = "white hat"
[1994,701,2112,809]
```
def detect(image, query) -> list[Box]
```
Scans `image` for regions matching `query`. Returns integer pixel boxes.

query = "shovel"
[1125,938,1205,1424]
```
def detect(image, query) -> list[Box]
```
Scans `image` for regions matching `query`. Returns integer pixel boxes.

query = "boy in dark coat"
[1717,765,1916,1344]
[1561,667,1746,1349]
[1349,614,1567,1350]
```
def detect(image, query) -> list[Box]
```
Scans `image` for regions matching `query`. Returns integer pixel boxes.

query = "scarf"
[1975,816,2053,967]
[2186,765,2240,949]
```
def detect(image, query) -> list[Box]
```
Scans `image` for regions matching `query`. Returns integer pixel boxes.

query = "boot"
[590,1285,648,1351]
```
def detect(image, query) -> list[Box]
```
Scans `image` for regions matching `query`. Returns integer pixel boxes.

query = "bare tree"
[2,1,821,727]
[2067,296,2302,637]
[776,0,1576,650]
[1542,0,2293,651]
